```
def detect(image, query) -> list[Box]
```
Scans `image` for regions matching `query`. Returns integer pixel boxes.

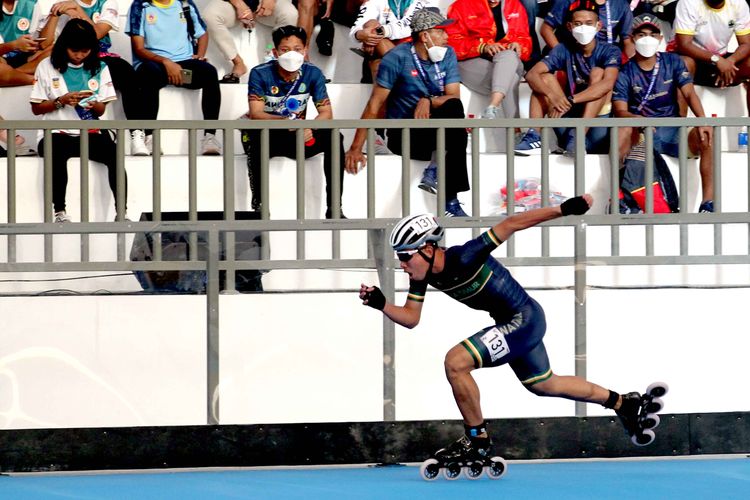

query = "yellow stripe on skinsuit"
[522,369,553,386]
[485,228,502,246]
[407,293,424,302]
[461,339,483,369]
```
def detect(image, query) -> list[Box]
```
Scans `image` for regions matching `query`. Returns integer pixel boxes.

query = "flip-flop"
[219,73,240,84]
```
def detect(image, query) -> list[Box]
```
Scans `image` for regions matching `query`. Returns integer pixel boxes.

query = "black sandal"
[219,73,240,84]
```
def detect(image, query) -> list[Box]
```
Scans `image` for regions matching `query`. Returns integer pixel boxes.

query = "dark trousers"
[38,132,127,213]
[241,128,345,211]
[102,56,143,121]
[385,98,470,200]
[135,59,220,134]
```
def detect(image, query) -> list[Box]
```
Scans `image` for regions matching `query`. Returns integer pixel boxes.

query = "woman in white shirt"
[29,18,126,223]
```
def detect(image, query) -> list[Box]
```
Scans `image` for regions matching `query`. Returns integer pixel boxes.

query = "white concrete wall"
[1,287,749,430]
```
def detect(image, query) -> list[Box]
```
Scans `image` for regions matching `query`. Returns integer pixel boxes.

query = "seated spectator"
[297,0,335,56]
[673,0,750,115]
[34,0,151,156]
[240,25,346,218]
[516,3,621,156]
[445,0,531,122]
[126,0,222,156]
[344,7,471,217]
[614,14,714,212]
[518,0,543,68]
[541,0,634,58]
[29,19,127,223]
[0,0,48,86]
[349,0,433,80]
[203,0,298,82]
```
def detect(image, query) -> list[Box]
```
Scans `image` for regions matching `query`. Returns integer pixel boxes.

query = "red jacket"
[446,0,532,62]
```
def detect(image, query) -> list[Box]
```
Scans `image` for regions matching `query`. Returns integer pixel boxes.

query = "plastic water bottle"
[739,131,748,152]
[264,43,275,63]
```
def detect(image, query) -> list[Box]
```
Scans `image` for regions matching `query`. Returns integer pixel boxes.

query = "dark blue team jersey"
[247,61,329,119]
[407,229,531,323]
[542,41,621,96]
[376,42,461,119]
[545,0,633,47]
[612,52,692,117]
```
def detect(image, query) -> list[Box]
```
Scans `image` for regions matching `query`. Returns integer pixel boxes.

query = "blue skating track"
[1,457,748,499]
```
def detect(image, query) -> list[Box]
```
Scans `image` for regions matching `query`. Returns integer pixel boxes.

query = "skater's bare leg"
[527,373,623,410]
[444,345,486,434]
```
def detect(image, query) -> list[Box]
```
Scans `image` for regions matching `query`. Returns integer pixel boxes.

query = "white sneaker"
[482,105,499,119]
[373,134,391,155]
[201,133,222,156]
[131,130,150,156]
[54,211,72,223]
[144,134,154,155]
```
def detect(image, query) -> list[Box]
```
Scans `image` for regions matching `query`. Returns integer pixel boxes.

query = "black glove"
[362,286,386,310]
[560,196,590,216]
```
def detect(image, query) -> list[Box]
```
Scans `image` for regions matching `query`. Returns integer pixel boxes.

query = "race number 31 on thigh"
[480,327,510,363]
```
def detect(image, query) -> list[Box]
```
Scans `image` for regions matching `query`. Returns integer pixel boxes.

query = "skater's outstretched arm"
[491,194,592,242]
[359,284,424,329]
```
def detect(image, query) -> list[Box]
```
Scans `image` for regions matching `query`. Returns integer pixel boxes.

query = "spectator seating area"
[2,4,750,295]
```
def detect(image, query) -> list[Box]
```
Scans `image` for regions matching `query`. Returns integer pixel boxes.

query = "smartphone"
[78,94,97,107]
[181,69,193,85]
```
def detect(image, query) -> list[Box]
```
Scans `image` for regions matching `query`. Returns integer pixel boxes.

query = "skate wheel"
[642,413,661,430]
[646,397,664,414]
[486,456,508,479]
[443,462,462,480]
[631,429,655,447]
[464,461,484,480]
[420,458,440,481]
[646,382,669,398]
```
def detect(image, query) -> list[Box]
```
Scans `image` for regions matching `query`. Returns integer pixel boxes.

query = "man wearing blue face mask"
[241,25,346,218]
[517,2,621,157]
[344,7,471,218]
[613,14,715,213]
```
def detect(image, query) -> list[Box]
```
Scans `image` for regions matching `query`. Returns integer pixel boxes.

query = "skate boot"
[616,382,669,446]
[419,435,507,481]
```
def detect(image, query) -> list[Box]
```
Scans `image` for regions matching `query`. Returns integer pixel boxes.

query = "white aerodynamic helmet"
[389,214,445,251]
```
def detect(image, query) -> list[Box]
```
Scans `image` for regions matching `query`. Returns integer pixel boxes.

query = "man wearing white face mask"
[344,7,471,217]
[613,14,715,213]
[541,0,634,58]
[518,3,621,156]
[241,25,346,218]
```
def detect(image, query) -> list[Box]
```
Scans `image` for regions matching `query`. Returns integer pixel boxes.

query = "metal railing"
[2,117,750,422]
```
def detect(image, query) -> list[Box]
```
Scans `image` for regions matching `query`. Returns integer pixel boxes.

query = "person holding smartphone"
[126,0,222,156]
[29,19,127,223]
[0,0,51,87]
[350,0,434,81]
[32,0,153,156]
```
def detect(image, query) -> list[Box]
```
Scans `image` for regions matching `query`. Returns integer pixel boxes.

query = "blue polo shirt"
[125,0,206,68]
[612,52,692,117]
[545,0,633,47]
[248,61,329,119]
[376,42,461,119]
[542,40,621,96]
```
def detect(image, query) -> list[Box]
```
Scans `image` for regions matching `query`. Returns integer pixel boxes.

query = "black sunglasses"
[396,249,419,262]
